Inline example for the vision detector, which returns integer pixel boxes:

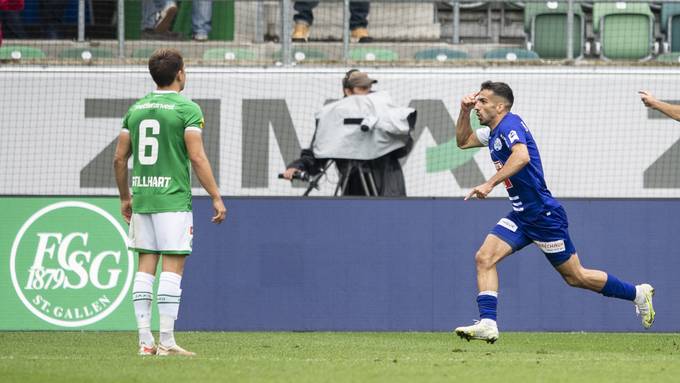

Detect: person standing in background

[0,0,24,47]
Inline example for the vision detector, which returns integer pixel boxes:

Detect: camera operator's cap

[346,71,377,88]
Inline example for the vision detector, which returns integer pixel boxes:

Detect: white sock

[478,290,498,298]
[157,271,182,347]
[480,318,498,328]
[634,285,644,305]
[132,272,155,346]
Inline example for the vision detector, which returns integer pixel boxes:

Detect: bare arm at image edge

[185,131,227,223]
[639,90,680,122]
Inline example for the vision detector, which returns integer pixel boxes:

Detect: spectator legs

[349,1,369,30]
[293,1,319,26]
[192,0,213,40]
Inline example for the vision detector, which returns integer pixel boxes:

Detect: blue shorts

[489,206,576,267]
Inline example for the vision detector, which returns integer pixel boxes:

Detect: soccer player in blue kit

[453,81,655,343]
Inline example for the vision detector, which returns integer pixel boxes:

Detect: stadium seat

[414,48,468,61]
[271,48,327,62]
[483,48,540,61]
[523,1,585,59]
[0,46,46,60]
[656,52,680,64]
[172,0,234,41]
[661,3,680,52]
[131,48,157,59]
[58,47,114,60]
[592,2,654,60]
[349,48,398,62]
[204,48,257,61]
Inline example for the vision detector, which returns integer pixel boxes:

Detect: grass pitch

[1,332,679,383]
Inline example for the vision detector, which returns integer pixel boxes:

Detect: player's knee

[475,249,495,270]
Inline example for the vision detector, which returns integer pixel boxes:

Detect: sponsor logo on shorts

[10,201,133,327]
[534,240,566,254]
[498,218,518,232]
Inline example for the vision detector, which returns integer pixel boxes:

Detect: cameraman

[282,70,410,196]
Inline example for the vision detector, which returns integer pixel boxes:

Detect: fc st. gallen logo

[10,201,133,327]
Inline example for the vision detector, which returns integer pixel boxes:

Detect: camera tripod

[333,159,379,197]
[281,159,379,196]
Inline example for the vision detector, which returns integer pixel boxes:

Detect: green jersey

[122,90,204,213]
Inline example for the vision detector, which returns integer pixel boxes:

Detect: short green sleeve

[183,101,205,132]
[121,110,131,132]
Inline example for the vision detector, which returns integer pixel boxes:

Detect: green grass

[1,332,679,382]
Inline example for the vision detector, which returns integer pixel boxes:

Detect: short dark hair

[480,81,514,109]
[148,48,184,87]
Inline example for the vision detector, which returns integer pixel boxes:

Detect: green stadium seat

[483,48,540,61]
[172,0,234,41]
[58,47,114,60]
[661,3,680,52]
[204,48,257,61]
[523,1,584,59]
[657,53,680,64]
[414,48,468,61]
[131,47,157,59]
[592,2,654,60]
[349,48,398,62]
[291,48,326,61]
[0,46,46,60]
[271,48,326,62]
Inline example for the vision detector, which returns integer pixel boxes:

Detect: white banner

[1,66,679,197]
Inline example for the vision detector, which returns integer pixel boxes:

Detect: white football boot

[138,343,157,356]
[634,284,655,329]
[157,343,196,356]
[454,319,499,344]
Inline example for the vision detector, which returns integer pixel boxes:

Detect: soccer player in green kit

[114,48,226,356]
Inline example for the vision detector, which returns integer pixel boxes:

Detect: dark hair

[148,48,184,87]
[342,68,360,89]
[480,81,514,109]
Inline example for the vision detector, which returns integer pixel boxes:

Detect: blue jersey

[476,112,560,218]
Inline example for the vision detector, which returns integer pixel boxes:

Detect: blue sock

[600,274,636,301]
[477,292,498,321]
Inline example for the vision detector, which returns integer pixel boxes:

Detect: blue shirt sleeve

[498,115,527,148]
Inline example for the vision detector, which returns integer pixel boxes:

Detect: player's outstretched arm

[456,92,484,149]
[113,132,132,223]
[185,131,227,224]
[639,90,680,122]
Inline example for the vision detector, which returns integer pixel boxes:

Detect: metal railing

[23,0,675,64]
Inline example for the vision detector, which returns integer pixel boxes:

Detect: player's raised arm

[113,131,132,223]
[639,90,680,122]
[456,92,484,149]
[185,131,227,223]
